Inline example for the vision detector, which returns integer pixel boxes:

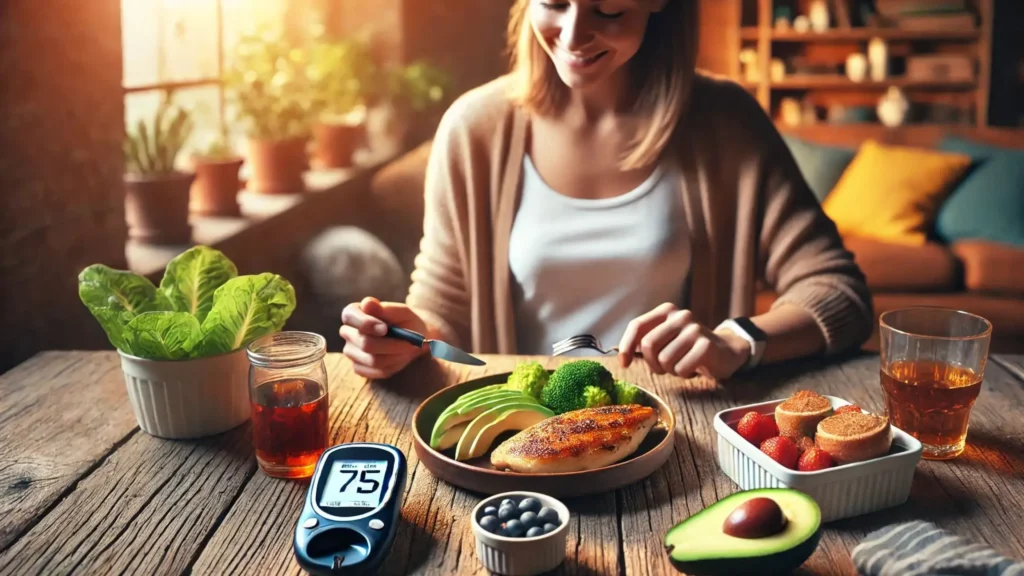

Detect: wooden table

[2,351,1023,575]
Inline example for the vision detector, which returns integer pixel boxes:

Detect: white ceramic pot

[846,53,868,82]
[809,0,830,32]
[118,348,251,439]
[868,37,889,81]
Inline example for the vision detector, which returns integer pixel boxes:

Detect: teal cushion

[782,135,857,202]
[936,136,1024,247]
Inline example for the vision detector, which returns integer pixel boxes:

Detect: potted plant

[365,60,452,154]
[189,137,244,217]
[307,36,375,169]
[77,245,297,439]
[123,93,194,244]
[223,28,316,195]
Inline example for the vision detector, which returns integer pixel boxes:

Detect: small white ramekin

[119,348,251,439]
[714,395,923,523]
[470,491,570,576]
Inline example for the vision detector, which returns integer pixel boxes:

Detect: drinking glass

[879,308,992,460]
[247,331,330,479]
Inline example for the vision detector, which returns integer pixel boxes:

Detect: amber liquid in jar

[251,378,329,478]
[881,360,982,459]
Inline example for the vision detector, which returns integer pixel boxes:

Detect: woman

[340,0,872,380]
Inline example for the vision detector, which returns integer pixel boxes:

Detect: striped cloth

[852,521,1024,576]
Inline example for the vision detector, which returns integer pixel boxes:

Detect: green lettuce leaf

[199,273,297,356]
[159,246,238,323]
[78,264,173,351]
[123,311,202,360]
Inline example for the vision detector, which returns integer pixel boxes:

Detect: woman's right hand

[340,296,429,379]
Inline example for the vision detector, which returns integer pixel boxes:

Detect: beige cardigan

[406,73,873,356]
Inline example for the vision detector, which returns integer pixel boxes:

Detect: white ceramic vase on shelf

[868,37,888,81]
[809,0,830,32]
[877,86,910,127]
[846,53,868,82]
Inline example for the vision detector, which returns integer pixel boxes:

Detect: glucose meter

[293,443,407,575]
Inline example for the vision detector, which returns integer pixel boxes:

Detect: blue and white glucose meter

[293,443,407,575]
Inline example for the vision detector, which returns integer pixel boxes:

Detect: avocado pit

[722,497,786,539]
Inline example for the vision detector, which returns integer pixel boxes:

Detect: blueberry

[519,511,538,528]
[498,506,516,521]
[483,506,498,516]
[526,526,544,538]
[518,497,541,513]
[543,523,558,534]
[479,515,500,533]
[538,507,559,524]
[500,498,516,508]
[505,519,525,537]
[495,527,508,537]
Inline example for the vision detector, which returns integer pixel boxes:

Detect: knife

[385,326,486,366]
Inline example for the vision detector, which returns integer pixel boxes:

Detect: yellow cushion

[822,140,971,246]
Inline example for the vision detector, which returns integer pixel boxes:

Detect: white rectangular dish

[713,395,922,523]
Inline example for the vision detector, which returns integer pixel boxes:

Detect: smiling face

[529,0,659,92]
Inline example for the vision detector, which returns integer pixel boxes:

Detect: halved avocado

[465,405,555,460]
[439,388,519,419]
[453,401,554,461]
[664,488,821,576]
[429,391,536,448]
[431,421,469,451]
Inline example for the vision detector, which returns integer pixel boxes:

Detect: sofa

[367,124,1024,354]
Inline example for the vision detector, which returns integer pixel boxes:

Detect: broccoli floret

[541,360,615,414]
[507,361,549,399]
[613,379,644,405]
[583,386,612,408]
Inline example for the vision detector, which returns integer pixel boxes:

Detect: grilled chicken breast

[490,405,658,473]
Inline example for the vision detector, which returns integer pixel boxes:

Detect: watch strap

[715,317,767,370]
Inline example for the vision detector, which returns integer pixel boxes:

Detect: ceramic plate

[411,372,676,497]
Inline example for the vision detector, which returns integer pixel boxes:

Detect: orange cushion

[843,236,961,292]
[951,240,1024,296]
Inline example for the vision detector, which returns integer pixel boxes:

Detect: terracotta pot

[312,122,365,169]
[189,157,243,216]
[124,171,194,245]
[245,137,307,195]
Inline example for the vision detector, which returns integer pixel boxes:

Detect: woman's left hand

[617,303,751,379]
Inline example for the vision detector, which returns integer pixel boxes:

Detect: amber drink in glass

[879,308,991,460]
[247,332,330,478]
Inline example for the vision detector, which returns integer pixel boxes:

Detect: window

[121,0,294,160]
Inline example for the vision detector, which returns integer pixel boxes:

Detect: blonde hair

[508,0,699,170]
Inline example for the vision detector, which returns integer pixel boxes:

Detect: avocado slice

[465,405,555,460]
[664,488,821,576]
[429,391,536,448]
[431,422,469,451]
[448,384,509,407]
[453,401,554,461]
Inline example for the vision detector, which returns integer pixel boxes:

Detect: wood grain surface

[1,351,1022,575]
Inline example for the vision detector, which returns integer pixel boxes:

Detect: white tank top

[509,154,691,355]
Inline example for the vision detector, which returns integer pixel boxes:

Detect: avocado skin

[666,528,821,576]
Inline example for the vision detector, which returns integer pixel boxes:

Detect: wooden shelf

[741,27,980,42]
[772,75,977,90]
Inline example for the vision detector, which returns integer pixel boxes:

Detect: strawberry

[798,447,835,472]
[794,435,816,455]
[759,436,799,469]
[737,412,779,446]
[834,404,863,415]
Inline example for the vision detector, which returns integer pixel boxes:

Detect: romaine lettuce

[123,311,202,360]
[198,273,297,356]
[159,246,238,323]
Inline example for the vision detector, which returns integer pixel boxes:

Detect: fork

[551,334,623,357]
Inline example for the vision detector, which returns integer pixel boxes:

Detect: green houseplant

[79,245,297,439]
[188,137,244,217]
[365,59,452,153]
[123,92,195,244]
[307,36,376,168]
[223,27,316,194]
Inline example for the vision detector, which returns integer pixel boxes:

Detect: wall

[0,0,126,373]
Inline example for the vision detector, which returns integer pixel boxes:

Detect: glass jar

[246,331,330,479]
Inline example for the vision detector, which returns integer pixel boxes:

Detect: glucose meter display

[319,460,387,509]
